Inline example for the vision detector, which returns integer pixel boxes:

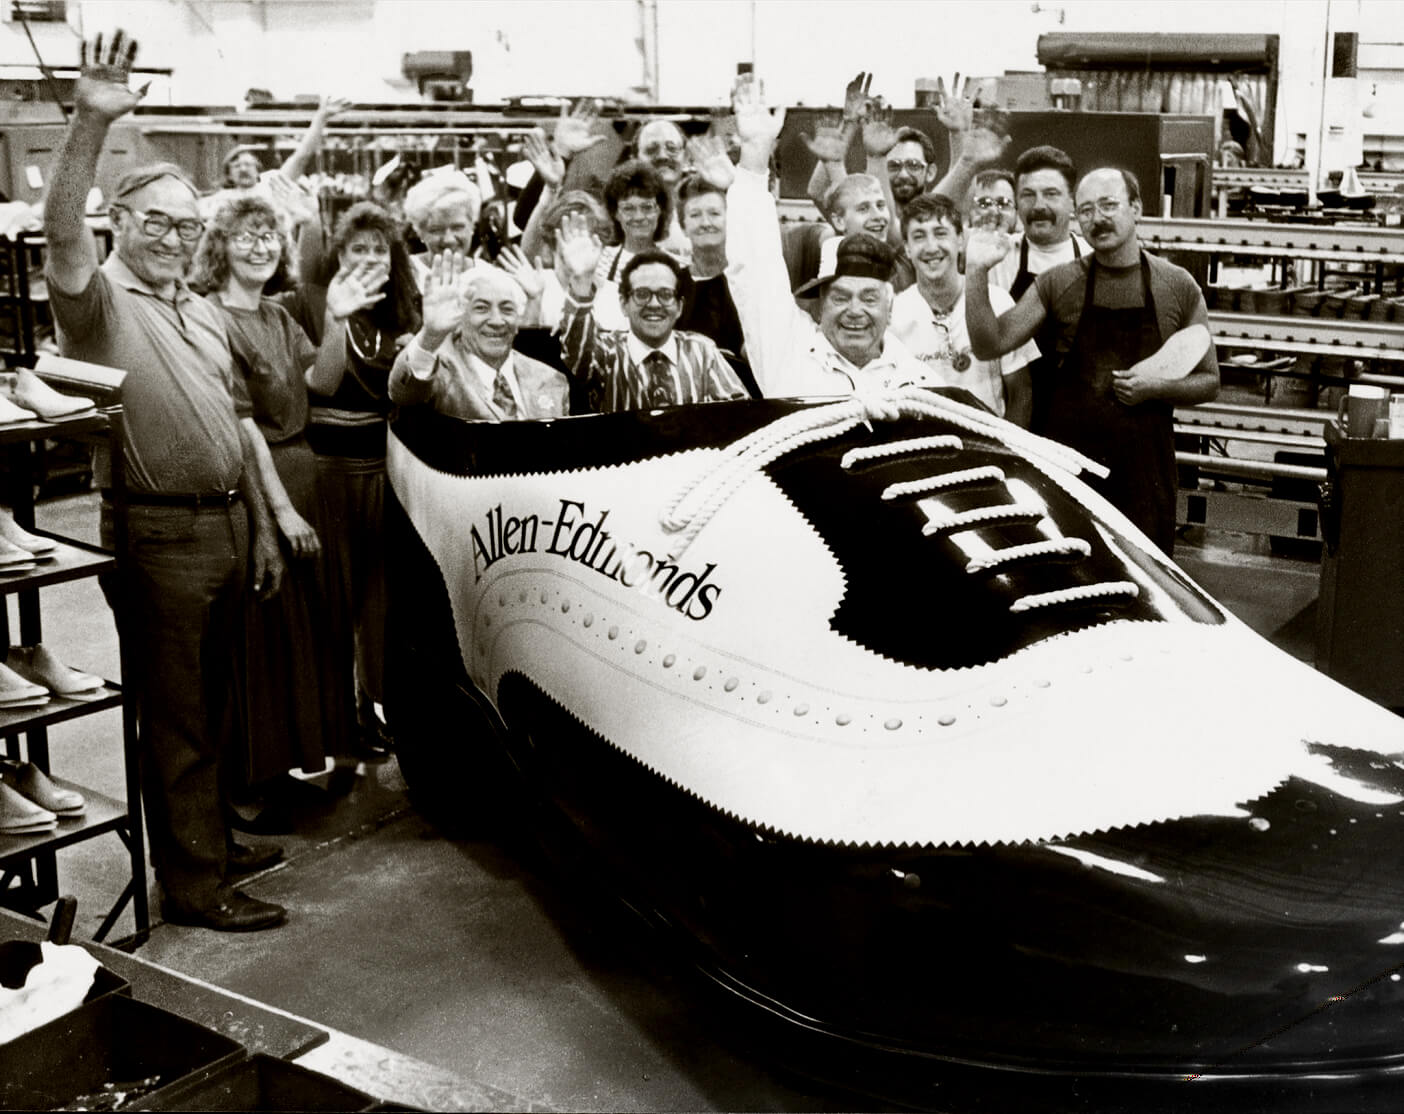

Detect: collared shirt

[47,252,246,493]
[557,293,747,414]
[388,332,569,421]
[724,166,930,397]
[890,285,1040,417]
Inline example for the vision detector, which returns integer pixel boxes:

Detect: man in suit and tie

[555,213,748,414]
[389,254,570,421]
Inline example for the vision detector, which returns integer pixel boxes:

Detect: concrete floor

[6,491,1329,1111]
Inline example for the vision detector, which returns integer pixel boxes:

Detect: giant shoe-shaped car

[385,388,1404,1108]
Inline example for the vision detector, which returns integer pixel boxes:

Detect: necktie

[491,367,518,419]
[643,351,674,408]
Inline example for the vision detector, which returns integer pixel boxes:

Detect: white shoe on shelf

[0,780,56,833]
[0,661,46,704]
[7,646,104,696]
[10,368,94,422]
[0,760,85,816]
[0,394,37,425]
[0,509,56,555]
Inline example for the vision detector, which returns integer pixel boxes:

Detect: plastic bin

[0,994,244,1110]
[136,1052,379,1111]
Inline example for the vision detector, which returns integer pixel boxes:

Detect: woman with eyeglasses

[191,197,377,816]
[595,160,686,287]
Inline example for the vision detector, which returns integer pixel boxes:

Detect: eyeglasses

[1075,198,1125,222]
[230,230,279,252]
[642,142,683,158]
[973,196,1014,211]
[887,160,927,175]
[627,288,678,308]
[618,200,660,218]
[115,207,204,243]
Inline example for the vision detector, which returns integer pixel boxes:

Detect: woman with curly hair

[191,196,376,812]
[299,201,420,756]
[595,159,684,286]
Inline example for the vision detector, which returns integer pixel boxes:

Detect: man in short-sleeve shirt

[965,166,1218,554]
[44,29,287,932]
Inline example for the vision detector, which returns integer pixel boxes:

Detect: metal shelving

[0,411,147,944]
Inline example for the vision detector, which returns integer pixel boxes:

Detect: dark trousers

[102,502,248,910]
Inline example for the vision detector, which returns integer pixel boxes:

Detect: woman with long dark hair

[301,201,420,755]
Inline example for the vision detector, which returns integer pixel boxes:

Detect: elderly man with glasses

[43,30,288,932]
[965,166,1218,556]
[555,215,746,414]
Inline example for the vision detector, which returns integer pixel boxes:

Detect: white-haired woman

[402,169,482,292]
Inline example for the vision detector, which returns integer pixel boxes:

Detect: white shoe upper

[388,393,1404,849]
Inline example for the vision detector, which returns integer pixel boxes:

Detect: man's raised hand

[843,72,873,123]
[933,73,979,134]
[802,116,850,164]
[522,129,565,188]
[419,251,470,338]
[553,99,605,161]
[731,75,785,147]
[860,97,899,158]
[556,211,602,281]
[963,227,1015,272]
[75,30,144,122]
[497,244,545,302]
[687,135,735,191]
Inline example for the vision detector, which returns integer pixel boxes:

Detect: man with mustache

[891,194,1037,424]
[967,169,1018,235]
[633,118,693,260]
[965,167,1219,555]
[986,146,1088,432]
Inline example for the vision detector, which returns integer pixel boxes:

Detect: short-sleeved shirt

[890,284,1039,417]
[208,292,315,445]
[1032,250,1217,376]
[47,253,247,493]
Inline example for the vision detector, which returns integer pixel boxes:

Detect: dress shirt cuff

[405,336,442,381]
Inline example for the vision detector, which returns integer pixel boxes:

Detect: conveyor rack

[1207,311,1404,375]
[1139,217,1404,264]
[1212,167,1404,195]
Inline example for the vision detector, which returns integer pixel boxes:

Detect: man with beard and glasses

[965,167,1218,555]
[891,195,1037,424]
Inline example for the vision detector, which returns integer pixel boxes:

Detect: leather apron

[1044,252,1177,555]
[1012,234,1080,434]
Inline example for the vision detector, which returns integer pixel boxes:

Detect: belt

[101,488,242,509]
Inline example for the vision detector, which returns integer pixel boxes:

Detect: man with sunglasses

[43,29,289,932]
[556,220,746,413]
[965,166,1218,556]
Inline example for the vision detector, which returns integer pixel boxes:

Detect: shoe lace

[659,388,1137,615]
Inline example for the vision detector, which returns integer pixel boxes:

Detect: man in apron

[963,167,1219,556]
[987,147,1089,435]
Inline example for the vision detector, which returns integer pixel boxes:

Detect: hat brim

[793,273,836,299]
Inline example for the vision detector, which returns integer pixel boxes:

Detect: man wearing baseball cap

[699,82,927,399]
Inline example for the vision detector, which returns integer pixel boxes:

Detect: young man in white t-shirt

[890,194,1038,424]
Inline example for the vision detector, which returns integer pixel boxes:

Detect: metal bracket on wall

[1141,217,1404,263]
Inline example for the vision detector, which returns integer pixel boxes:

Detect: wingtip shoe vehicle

[384,389,1404,1108]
